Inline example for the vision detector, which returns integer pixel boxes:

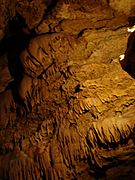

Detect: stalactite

[88,116,135,149]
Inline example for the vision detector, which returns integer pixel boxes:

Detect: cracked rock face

[0,0,135,179]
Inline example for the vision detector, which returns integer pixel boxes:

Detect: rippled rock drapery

[0,0,135,179]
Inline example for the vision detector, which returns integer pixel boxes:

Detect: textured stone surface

[0,0,135,179]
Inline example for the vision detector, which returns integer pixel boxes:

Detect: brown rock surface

[0,0,135,179]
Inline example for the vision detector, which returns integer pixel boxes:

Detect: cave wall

[0,0,135,179]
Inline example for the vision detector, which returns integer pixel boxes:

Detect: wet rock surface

[0,0,135,179]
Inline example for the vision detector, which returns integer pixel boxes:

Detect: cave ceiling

[0,0,135,179]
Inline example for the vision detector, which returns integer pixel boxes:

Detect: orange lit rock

[0,0,135,180]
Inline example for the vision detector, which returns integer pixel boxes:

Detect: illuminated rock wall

[0,0,135,179]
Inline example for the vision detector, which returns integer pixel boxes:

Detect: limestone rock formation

[0,0,135,179]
